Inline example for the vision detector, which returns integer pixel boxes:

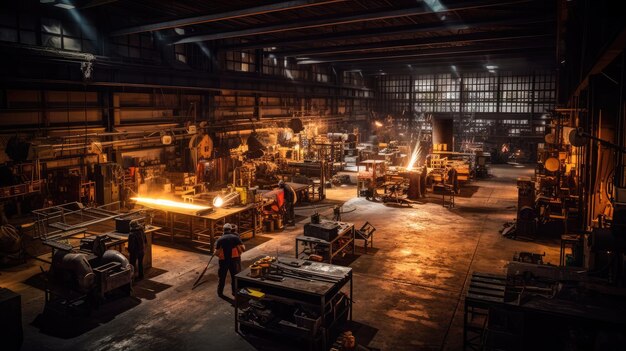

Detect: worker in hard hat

[278,180,296,226]
[215,223,245,297]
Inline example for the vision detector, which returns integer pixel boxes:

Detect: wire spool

[544,157,560,172]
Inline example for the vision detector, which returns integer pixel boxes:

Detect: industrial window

[41,17,98,53]
[0,12,37,45]
[533,72,556,114]
[500,74,532,113]
[285,58,308,80]
[175,44,187,63]
[312,65,330,83]
[343,71,364,87]
[111,33,157,60]
[434,74,460,113]
[375,75,411,113]
[262,53,282,76]
[462,73,497,113]
[225,50,256,72]
[414,75,434,113]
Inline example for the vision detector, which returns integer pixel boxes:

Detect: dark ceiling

[42,0,559,75]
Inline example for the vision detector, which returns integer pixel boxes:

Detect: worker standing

[279,180,295,226]
[215,223,245,297]
[128,221,147,280]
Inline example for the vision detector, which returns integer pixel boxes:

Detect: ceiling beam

[224,15,554,50]
[336,52,554,70]
[109,0,346,37]
[296,43,554,64]
[81,0,119,9]
[274,30,554,57]
[173,0,535,44]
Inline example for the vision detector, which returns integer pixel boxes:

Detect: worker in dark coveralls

[279,180,296,226]
[215,223,245,297]
[128,220,147,280]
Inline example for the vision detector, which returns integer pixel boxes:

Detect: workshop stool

[355,222,376,253]
[442,184,455,208]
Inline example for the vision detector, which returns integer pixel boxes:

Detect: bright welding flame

[374,121,383,127]
[131,197,209,211]
[406,142,422,171]
[213,196,224,208]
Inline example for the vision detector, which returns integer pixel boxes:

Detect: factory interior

[0,1,625,350]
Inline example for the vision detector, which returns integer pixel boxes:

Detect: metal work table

[234,257,352,350]
[295,220,355,264]
[146,201,262,252]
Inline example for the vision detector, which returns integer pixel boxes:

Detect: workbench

[144,201,263,252]
[192,202,262,252]
[234,257,352,351]
[295,220,355,264]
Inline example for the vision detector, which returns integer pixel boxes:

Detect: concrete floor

[0,164,562,351]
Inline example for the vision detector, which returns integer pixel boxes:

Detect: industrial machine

[43,246,133,313]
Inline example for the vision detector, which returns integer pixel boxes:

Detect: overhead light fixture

[485,65,498,70]
[488,69,496,74]
[54,2,75,9]
[374,121,383,127]
[174,27,185,35]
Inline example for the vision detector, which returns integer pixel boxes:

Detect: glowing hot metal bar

[131,197,212,215]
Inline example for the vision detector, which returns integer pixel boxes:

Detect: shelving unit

[235,258,353,351]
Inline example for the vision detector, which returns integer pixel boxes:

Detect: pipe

[51,251,95,293]
[102,250,132,271]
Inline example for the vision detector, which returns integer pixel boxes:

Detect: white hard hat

[223,223,233,232]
